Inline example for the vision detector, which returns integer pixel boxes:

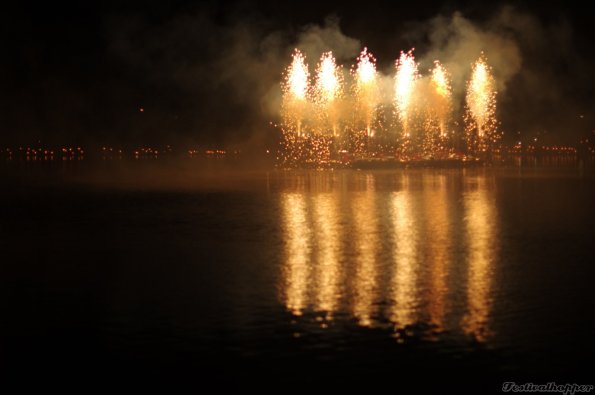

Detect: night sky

[1,0,593,147]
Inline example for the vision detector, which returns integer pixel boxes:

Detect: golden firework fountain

[280,49,311,166]
[352,48,380,157]
[394,50,419,158]
[465,54,500,158]
[312,51,344,163]
[278,48,500,167]
[424,61,453,158]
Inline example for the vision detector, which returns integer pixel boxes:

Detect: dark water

[1,166,594,393]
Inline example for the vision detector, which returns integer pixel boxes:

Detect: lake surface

[1,165,593,393]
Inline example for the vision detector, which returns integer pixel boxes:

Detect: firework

[465,54,499,154]
[283,49,310,137]
[315,52,342,105]
[280,49,312,166]
[314,52,343,137]
[419,61,453,158]
[395,50,419,139]
[277,47,501,166]
[353,48,380,138]
[430,61,452,138]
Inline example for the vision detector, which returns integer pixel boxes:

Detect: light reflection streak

[351,175,378,326]
[390,175,418,328]
[312,192,341,316]
[424,174,450,332]
[462,176,497,342]
[281,193,311,316]
[278,172,499,343]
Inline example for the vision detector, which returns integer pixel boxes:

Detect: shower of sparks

[395,50,419,139]
[465,54,499,154]
[431,62,450,99]
[277,48,502,167]
[314,51,343,137]
[467,58,492,136]
[356,48,376,86]
[287,49,309,101]
[316,52,341,103]
[280,49,312,166]
[282,49,310,137]
[354,48,379,138]
[430,61,452,138]
[419,60,453,158]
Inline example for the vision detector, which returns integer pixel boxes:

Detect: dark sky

[0,0,593,146]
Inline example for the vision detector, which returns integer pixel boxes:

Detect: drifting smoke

[278,13,521,163]
[275,9,526,140]
[272,7,532,158]
[94,4,589,152]
[417,11,522,101]
[103,13,361,148]
[409,6,590,142]
[295,16,361,64]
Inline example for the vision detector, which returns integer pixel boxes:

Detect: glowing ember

[395,50,419,138]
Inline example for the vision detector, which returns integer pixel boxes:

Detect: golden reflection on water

[280,192,311,316]
[351,175,379,326]
[389,176,418,329]
[279,171,497,343]
[424,174,450,332]
[462,176,497,342]
[312,192,341,316]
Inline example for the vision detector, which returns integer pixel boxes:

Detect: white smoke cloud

[419,10,522,101]
[296,16,361,64]
[107,4,587,145]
